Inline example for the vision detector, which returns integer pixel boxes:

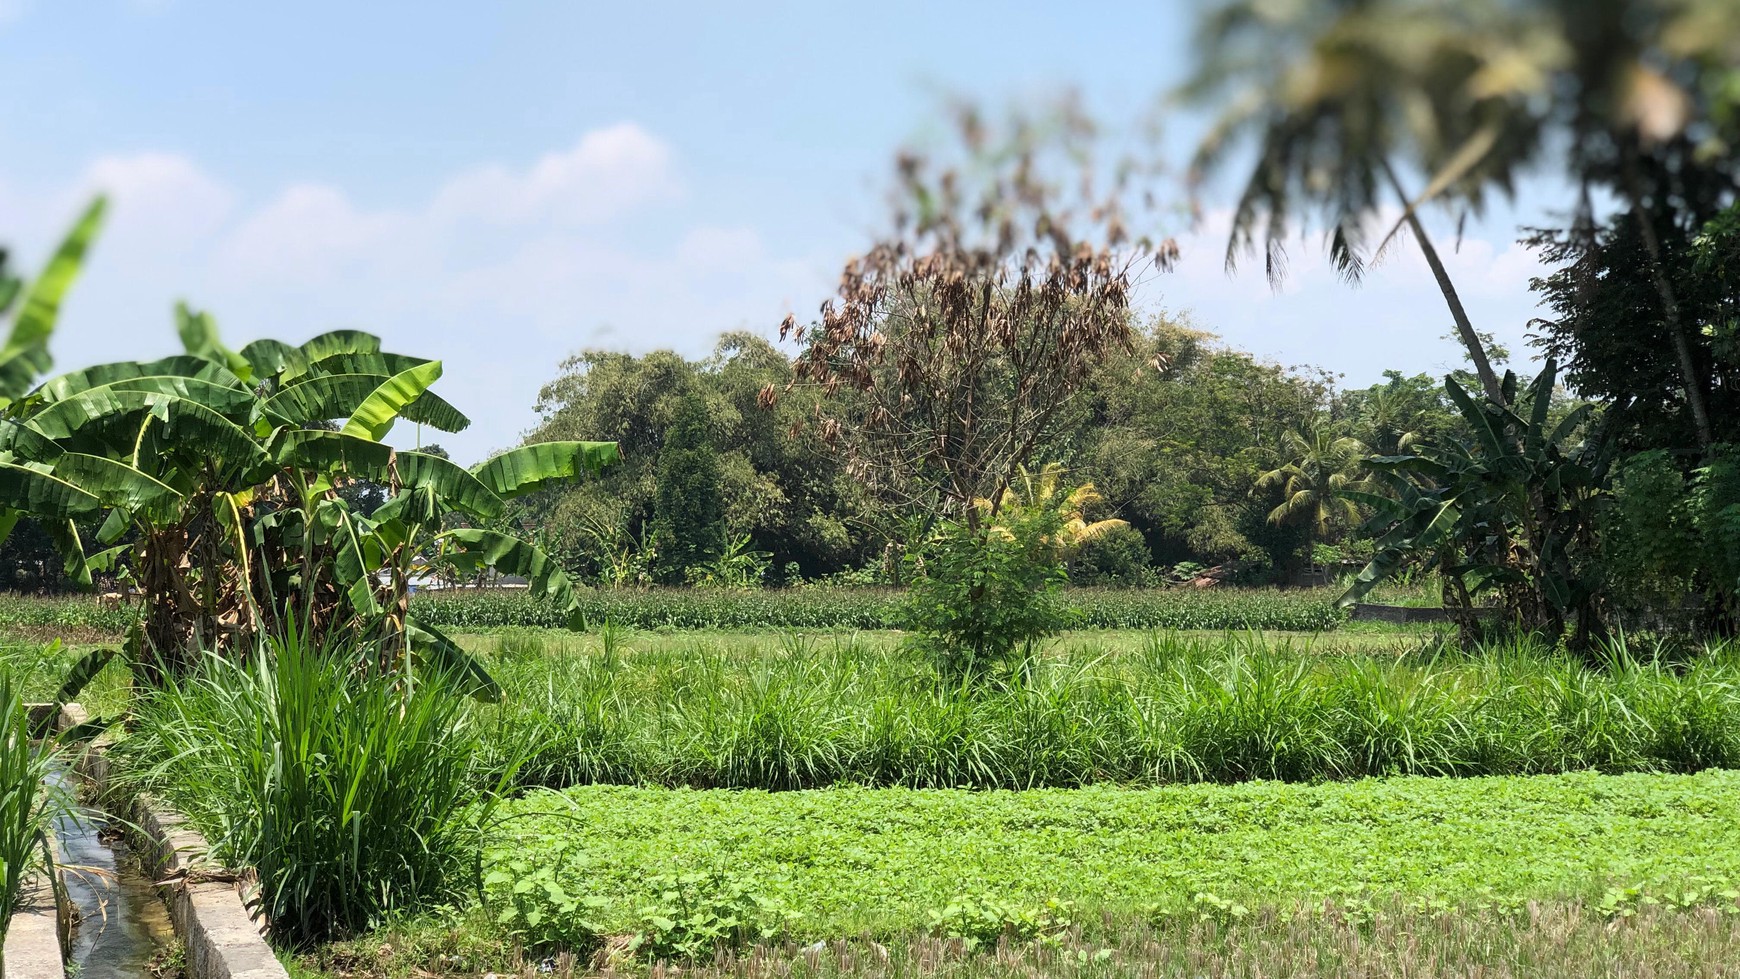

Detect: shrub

[902,515,1071,680]
[927,893,1074,950]
[627,871,797,962]
[484,842,607,954]
[117,629,511,944]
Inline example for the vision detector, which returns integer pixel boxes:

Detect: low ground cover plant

[484,632,1740,790]
[482,770,1740,942]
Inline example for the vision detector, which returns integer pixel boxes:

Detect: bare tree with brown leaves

[766,104,1177,529]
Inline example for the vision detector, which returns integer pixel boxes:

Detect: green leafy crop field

[414,586,1350,633]
[491,771,1740,939]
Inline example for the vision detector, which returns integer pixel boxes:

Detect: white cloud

[218,184,408,288]
[430,123,680,227]
[11,123,826,462]
[1150,206,1552,384]
[80,153,236,255]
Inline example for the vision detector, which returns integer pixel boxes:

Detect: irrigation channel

[49,767,176,977]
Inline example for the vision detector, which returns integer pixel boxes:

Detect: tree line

[507,319,1482,590]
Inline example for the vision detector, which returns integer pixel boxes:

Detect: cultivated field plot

[10,615,1716,979]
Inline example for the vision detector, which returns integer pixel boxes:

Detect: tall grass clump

[484,632,1740,791]
[118,629,509,945]
[0,663,64,962]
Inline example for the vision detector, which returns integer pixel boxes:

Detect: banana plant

[0,198,109,584]
[0,313,617,692]
[1338,360,1612,646]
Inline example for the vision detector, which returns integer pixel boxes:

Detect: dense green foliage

[115,633,510,944]
[486,770,1740,941]
[407,587,1348,633]
[1603,446,1740,629]
[483,631,1740,791]
[1344,363,1609,643]
[902,514,1071,679]
[517,337,869,584]
[652,390,727,583]
[507,319,1471,587]
[1531,183,1740,457]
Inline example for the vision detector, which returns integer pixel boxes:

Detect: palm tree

[976,462,1130,560]
[1183,0,1550,405]
[1255,425,1375,546]
[1349,379,1428,457]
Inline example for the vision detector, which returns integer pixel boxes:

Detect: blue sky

[0,1,1563,462]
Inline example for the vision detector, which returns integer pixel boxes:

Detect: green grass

[482,629,1740,790]
[489,771,1740,940]
[0,661,66,956]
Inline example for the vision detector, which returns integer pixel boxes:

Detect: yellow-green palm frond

[1060,482,1106,522]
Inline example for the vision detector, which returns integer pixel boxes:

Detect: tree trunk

[1380,159,1506,405]
[1620,148,1716,450]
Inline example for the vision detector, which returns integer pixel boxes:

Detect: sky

[0,1,1571,463]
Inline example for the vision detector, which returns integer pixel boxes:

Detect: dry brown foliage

[768,103,1177,524]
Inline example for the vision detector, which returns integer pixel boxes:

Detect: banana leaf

[396,451,503,519]
[26,389,269,473]
[35,355,245,403]
[263,373,395,426]
[269,430,395,491]
[342,361,443,442]
[0,197,105,403]
[436,528,586,629]
[405,616,502,702]
[49,453,182,513]
[0,462,104,517]
[471,441,620,499]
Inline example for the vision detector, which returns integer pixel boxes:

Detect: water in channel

[49,768,178,978]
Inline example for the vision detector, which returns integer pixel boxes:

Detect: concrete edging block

[2,866,67,979]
